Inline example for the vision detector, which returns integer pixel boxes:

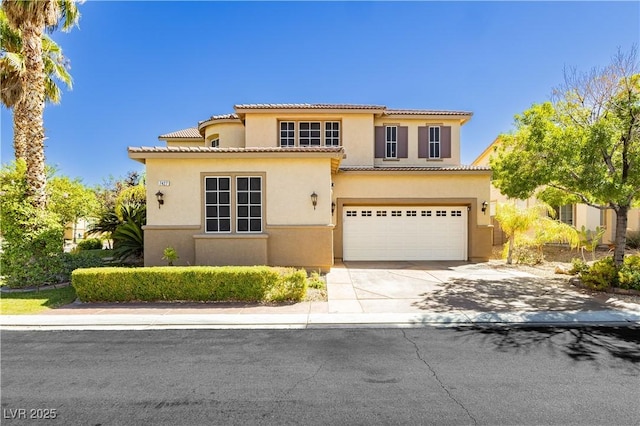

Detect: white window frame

[204,176,232,233]
[279,122,295,147]
[210,138,220,148]
[299,122,322,146]
[386,125,398,159]
[429,126,441,159]
[236,176,262,233]
[325,121,340,146]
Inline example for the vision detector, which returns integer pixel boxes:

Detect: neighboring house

[63,217,92,243]
[472,137,640,246]
[129,103,493,271]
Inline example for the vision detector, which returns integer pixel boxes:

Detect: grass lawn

[0,286,77,315]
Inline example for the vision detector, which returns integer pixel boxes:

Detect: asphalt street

[2,327,639,425]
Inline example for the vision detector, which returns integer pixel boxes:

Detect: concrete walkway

[2,261,639,330]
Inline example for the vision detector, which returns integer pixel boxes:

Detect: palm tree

[1,0,80,209]
[1,9,72,160]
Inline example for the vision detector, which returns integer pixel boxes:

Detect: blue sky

[1,1,638,186]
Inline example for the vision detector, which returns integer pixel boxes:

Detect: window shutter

[418,126,428,158]
[374,126,385,158]
[398,126,408,158]
[441,126,452,158]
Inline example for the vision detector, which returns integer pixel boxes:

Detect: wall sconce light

[331,201,336,215]
[311,192,318,210]
[481,201,488,215]
[155,190,165,209]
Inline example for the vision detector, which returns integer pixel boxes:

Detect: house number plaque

[158,180,170,186]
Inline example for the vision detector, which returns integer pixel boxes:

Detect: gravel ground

[489,245,640,307]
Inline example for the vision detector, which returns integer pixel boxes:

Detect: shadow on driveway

[412,276,610,313]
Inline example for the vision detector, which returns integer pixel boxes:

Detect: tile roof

[198,113,240,124]
[129,146,344,154]
[158,128,202,139]
[339,165,490,172]
[384,109,472,116]
[234,103,386,110]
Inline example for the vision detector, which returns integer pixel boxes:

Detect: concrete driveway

[325,261,628,315]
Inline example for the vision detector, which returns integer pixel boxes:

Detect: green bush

[76,238,103,251]
[618,255,640,290]
[579,257,618,290]
[61,251,105,279]
[72,266,307,303]
[569,258,589,275]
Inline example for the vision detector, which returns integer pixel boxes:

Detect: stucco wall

[202,122,245,148]
[372,118,462,167]
[331,171,493,261]
[146,157,333,227]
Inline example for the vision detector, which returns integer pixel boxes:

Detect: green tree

[1,0,80,209]
[48,175,99,242]
[491,48,640,266]
[0,9,72,160]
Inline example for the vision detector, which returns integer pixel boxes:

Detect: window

[429,126,440,158]
[210,138,219,148]
[391,210,402,217]
[452,210,462,217]
[361,210,372,217]
[299,122,322,146]
[436,210,446,217]
[554,205,574,225]
[236,177,262,232]
[386,126,397,159]
[421,211,432,217]
[376,210,387,217]
[205,176,262,233]
[346,210,357,217]
[325,122,340,146]
[280,122,295,147]
[279,121,340,147]
[407,211,417,217]
[204,177,231,233]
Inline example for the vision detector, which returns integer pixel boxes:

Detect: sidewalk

[2,262,639,330]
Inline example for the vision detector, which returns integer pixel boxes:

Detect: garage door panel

[343,206,467,261]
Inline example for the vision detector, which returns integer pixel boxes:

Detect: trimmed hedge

[71,266,307,303]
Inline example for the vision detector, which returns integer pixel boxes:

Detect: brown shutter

[418,126,428,158]
[374,126,385,158]
[398,126,408,158]
[441,126,451,158]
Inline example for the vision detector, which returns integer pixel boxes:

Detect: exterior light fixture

[481,201,488,215]
[311,192,318,210]
[331,201,336,215]
[155,190,165,208]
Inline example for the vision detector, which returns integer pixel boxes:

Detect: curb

[2,310,639,331]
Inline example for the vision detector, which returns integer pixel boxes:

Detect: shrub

[579,257,618,290]
[503,244,543,265]
[569,258,589,275]
[72,266,307,303]
[76,238,103,251]
[61,251,105,280]
[626,231,640,249]
[618,255,640,290]
[162,247,179,266]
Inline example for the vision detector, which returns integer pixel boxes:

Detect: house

[472,137,640,246]
[128,103,493,271]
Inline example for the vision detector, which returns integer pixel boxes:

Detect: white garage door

[343,206,468,261]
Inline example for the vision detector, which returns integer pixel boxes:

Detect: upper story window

[278,121,340,147]
[325,122,340,146]
[280,122,295,147]
[299,122,321,146]
[429,126,440,158]
[211,138,220,148]
[385,126,397,159]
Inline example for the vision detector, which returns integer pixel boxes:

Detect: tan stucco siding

[165,139,205,147]
[337,114,374,167]
[146,157,333,228]
[332,172,492,261]
[372,118,462,167]
[203,122,245,148]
